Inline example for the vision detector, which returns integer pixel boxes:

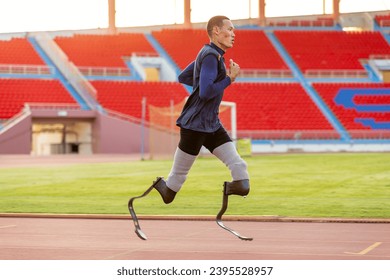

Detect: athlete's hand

[227,59,240,83]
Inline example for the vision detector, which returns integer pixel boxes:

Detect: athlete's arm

[178,61,195,86]
[199,55,231,101]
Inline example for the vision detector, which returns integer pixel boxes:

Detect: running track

[0,215,389,260]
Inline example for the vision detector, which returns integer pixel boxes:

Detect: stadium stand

[0,37,45,65]
[0,78,77,119]
[224,30,289,71]
[313,83,390,138]
[268,16,335,27]
[91,80,188,120]
[54,33,157,68]
[274,30,390,72]
[223,82,336,139]
[152,29,288,71]
[353,94,390,105]
[151,28,208,70]
[375,13,390,27]
[2,11,390,154]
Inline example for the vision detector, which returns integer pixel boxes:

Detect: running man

[152,15,250,204]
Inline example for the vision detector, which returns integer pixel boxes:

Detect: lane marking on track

[345,242,382,255]
[0,225,16,229]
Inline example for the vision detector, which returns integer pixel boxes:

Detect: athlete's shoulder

[198,44,222,61]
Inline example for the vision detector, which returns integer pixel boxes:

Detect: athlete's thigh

[203,126,232,153]
[178,128,207,156]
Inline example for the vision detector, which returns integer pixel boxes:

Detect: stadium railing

[0,64,53,75]
[237,130,390,140]
[78,66,130,77]
[24,103,81,111]
[239,69,293,78]
[304,69,368,79]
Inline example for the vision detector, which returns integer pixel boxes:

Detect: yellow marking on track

[345,242,382,255]
[0,225,16,229]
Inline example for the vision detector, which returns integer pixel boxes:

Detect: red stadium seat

[0,38,45,65]
[152,29,288,71]
[91,81,188,120]
[224,83,334,131]
[0,78,77,119]
[274,30,390,72]
[54,33,157,68]
[313,83,390,137]
[375,14,390,27]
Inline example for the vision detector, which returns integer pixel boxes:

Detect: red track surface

[0,216,389,260]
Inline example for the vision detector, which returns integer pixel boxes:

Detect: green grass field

[0,153,389,219]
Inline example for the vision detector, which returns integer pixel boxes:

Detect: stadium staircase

[54,33,157,68]
[29,33,99,110]
[145,33,181,75]
[27,39,88,110]
[54,33,158,81]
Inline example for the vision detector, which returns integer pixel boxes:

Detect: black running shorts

[178,126,232,156]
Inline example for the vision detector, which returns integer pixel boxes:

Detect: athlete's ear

[213,25,220,35]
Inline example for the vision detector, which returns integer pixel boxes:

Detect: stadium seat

[375,14,390,27]
[268,16,335,27]
[54,33,157,68]
[0,37,45,65]
[152,29,288,71]
[313,83,390,138]
[151,28,208,70]
[223,83,335,135]
[92,81,337,138]
[0,78,77,119]
[2,28,390,142]
[91,80,188,120]
[274,30,390,72]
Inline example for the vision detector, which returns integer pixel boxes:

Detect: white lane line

[0,225,16,229]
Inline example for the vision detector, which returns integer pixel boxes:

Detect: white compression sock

[166,147,197,192]
[212,142,249,181]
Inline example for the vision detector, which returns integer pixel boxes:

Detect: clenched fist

[227,59,240,83]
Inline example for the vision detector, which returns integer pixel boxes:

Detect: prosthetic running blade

[216,192,253,241]
[128,178,163,240]
[129,177,252,241]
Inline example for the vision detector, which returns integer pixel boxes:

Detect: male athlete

[152,15,250,203]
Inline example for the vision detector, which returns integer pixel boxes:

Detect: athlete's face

[214,20,235,51]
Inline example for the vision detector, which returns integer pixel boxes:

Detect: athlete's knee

[233,157,248,170]
[230,157,249,180]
